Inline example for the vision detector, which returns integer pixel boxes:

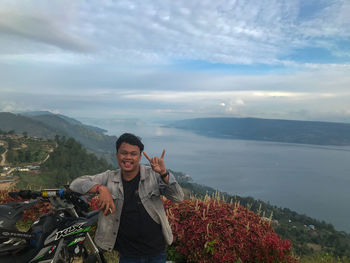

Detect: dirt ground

[0,181,16,190]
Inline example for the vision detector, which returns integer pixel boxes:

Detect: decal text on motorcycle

[55,222,85,240]
[0,229,35,238]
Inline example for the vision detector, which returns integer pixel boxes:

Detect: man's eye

[120,151,138,156]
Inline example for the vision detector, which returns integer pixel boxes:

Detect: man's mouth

[123,161,133,168]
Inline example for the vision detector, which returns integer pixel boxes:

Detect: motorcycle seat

[0,200,39,228]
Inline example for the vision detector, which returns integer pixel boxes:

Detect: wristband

[160,170,169,179]
[95,184,103,193]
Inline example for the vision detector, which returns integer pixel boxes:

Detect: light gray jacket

[70,164,184,251]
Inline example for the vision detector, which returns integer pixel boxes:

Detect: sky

[0,0,350,124]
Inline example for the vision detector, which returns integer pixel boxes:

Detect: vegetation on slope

[41,136,114,186]
[0,113,56,138]
[0,112,118,165]
[13,135,114,188]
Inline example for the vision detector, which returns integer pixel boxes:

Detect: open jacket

[70,164,184,251]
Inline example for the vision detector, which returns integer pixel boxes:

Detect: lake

[101,121,350,233]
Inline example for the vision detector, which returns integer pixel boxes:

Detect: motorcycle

[0,188,107,263]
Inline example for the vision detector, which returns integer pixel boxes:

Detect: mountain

[0,112,57,138]
[168,117,350,146]
[0,112,117,165]
[21,111,107,134]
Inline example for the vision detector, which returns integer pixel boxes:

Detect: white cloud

[0,101,17,112]
[0,0,348,65]
[0,2,94,54]
[297,1,350,38]
[121,89,346,104]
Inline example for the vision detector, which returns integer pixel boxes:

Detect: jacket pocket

[148,188,160,198]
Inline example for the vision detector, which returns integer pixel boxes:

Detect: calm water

[102,121,350,233]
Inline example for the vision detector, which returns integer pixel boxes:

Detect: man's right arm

[70,170,116,215]
[70,170,110,194]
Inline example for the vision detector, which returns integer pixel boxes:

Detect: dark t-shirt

[115,173,165,257]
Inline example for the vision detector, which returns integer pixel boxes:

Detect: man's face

[116,142,142,174]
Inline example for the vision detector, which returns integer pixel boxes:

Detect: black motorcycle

[0,188,106,263]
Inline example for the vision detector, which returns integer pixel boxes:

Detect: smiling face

[116,142,142,177]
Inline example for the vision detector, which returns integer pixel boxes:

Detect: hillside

[0,112,118,165]
[168,117,350,146]
[0,134,114,188]
[0,112,57,138]
[21,111,108,134]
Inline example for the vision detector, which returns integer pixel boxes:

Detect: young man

[70,133,184,263]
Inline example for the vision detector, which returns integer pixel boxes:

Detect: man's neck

[122,166,140,181]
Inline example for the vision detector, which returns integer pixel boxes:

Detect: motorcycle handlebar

[9,189,81,199]
[8,189,89,212]
[9,189,90,212]
[9,190,41,199]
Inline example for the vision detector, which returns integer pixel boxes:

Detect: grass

[299,252,350,263]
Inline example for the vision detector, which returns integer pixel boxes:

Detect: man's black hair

[116,133,144,153]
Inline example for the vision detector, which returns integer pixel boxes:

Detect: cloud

[120,89,346,105]
[297,1,350,38]
[0,0,348,65]
[0,12,94,53]
[0,100,18,112]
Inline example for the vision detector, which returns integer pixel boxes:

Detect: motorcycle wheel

[83,252,107,263]
[56,247,71,263]
[83,254,98,263]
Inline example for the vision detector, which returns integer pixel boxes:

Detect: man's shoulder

[140,164,158,180]
[140,164,156,174]
[96,169,120,177]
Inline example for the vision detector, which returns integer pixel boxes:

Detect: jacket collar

[111,164,148,182]
[111,169,122,183]
[139,164,147,181]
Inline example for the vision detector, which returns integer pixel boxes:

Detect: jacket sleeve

[159,171,184,203]
[70,170,111,194]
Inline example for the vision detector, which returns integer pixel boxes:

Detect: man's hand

[143,149,167,175]
[96,185,116,216]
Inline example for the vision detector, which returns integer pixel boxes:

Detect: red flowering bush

[164,198,298,263]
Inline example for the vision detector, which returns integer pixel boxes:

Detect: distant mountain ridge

[169,117,350,146]
[0,112,56,138]
[21,111,107,134]
[0,112,117,165]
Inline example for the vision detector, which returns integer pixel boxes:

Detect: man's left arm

[158,170,184,203]
[143,150,184,203]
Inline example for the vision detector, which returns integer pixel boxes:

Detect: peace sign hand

[143,149,167,175]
